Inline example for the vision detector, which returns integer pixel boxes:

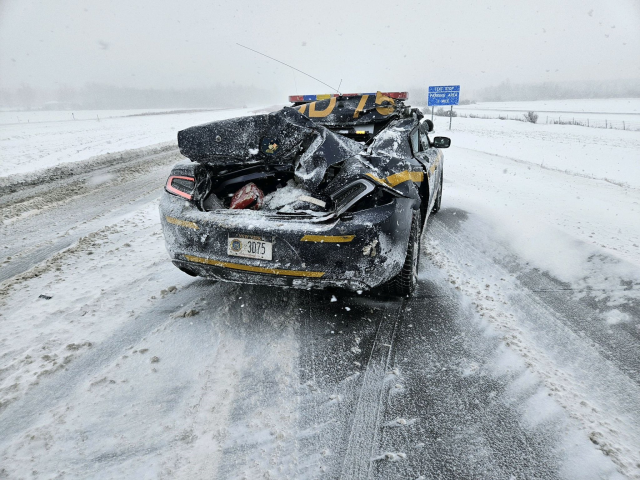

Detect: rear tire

[432,172,443,214]
[386,210,421,297]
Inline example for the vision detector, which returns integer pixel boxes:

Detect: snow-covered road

[1,112,639,479]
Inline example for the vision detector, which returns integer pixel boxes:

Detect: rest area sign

[428,85,460,106]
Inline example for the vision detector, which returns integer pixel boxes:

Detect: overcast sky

[1,0,639,96]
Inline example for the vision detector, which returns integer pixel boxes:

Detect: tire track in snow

[0,147,178,220]
[0,157,175,284]
[0,281,207,445]
[0,188,161,285]
[211,283,303,480]
[427,211,640,477]
[338,299,404,480]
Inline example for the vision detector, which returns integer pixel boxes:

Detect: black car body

[159,92,449,295]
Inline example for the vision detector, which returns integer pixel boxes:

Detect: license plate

[227,237,272,260]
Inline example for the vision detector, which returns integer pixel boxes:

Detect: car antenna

[236,43,341,95]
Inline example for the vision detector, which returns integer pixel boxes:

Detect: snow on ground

[455,98,640,129]
[457,98,640,115]
[0,100,639,478]
[425,113,640,475]
[0,202,172,411]
[434,112,640,190]
[0,200,302,479]
[0,107,260,178]
[430,114,640,269]
[0,199,624,479]
[0,108,228,125]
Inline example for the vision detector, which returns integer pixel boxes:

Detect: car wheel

[431,172,443,214]
[387,210,421,297]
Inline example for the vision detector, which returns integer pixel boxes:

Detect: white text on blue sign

[428,89,460,106]
[428,85,460,93]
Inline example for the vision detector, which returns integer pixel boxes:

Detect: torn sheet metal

[178,107,362,191]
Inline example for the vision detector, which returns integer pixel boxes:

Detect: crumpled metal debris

[178,107,362,191]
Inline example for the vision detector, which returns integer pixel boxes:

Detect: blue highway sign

[428,85,460,106]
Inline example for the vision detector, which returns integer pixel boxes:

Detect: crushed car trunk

[177,107,363,213]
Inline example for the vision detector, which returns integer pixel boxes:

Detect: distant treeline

[475,79,640,102]
[0,83,280,110]
[409,79,640,105]
[4,79,639,111]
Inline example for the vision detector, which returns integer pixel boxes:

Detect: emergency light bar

[289,92,408,103]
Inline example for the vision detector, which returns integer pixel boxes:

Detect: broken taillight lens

[330,179,375,215]
[165,175,195,200]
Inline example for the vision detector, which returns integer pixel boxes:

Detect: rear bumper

[159,193,415,291]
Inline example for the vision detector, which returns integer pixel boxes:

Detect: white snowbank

[438,122,640,273]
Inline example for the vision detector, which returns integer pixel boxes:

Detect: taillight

[166,175,195,200]
[330,179,376,215]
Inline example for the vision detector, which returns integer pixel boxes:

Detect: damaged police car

[159,92,450,296]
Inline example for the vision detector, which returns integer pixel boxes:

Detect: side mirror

[424,119,434,132]
[433,136,451,149]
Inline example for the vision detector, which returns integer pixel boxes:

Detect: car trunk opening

[178,107,363,214]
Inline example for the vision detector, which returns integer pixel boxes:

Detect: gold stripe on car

[300,235,355,243]
[365,170,423,187]
[166,216,199,230]
[184,255,325,278]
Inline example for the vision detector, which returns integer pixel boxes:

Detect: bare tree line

[474,78,640,102]
[0,83,280,110]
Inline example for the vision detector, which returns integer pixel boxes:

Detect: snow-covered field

[438,110,640,190]
[429,115,640,268]
[0,108,229,125]
[457,98,640,115]
[455,98,640,130]
[0,107,267,178]
[1,100,639,478]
